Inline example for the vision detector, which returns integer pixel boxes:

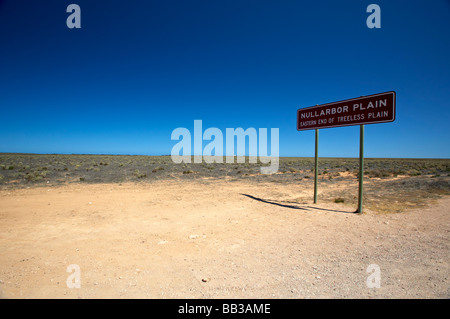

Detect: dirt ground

[0,179,448,299]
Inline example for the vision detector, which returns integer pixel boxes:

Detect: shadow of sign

[241,194,355,214]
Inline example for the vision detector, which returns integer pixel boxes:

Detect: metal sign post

[357,125,364,214]
[297,91,395,214]
[314,129,318,204]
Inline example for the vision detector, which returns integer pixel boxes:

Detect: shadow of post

[240,194,356,214]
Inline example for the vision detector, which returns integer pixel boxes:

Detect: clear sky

[0,0,449,158]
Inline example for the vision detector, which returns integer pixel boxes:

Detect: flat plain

[0,154,449,298]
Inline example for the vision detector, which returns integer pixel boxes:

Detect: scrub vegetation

[0,153,448,213]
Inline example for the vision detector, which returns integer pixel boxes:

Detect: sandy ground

[0,180,448,299]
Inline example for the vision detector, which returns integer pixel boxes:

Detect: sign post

[297,91,396,213]
[358,125,364,213]
[314,129,318,204]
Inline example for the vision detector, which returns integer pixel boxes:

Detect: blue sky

[0,0,449,158]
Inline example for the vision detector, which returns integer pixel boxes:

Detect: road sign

[298,91,397,213]
[297,91,396,131]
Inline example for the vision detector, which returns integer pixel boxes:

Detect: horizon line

[0,152,448,160]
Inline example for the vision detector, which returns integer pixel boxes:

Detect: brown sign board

[297,91,396,131]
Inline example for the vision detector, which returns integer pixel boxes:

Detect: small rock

[189,235,199,239]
